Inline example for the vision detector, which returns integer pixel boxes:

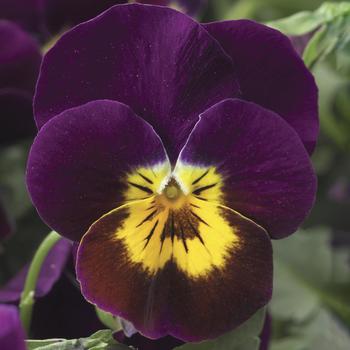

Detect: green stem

[19,231,62,334]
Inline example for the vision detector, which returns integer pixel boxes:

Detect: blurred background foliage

[1,0,350,349]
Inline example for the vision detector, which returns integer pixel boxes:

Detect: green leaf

[303,16,349,69]
[270,309,350,350]
[266,2,350,69]
[0,141,32,219]
[267,11,325,36]
[26,330,129,350]
[176,307,266,350]
[267,2,350,36]
[271,228,350,324]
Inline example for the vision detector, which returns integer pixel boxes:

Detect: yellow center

[111,162,241,277]
[164,185,179,200]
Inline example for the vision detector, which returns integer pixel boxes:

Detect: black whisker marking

[137,172,153,184]
[194,196,208,201]
[190,210,210,227]
[136,209,157,227]
[180,224,188,253]
[143,220,159,249]
[170,212,175,243]
[187,220,205,245]
[190,203,200,208]
[193,183,217,196]
[192,169,209,185]
[128,181,153,194]
[159,222,167,253]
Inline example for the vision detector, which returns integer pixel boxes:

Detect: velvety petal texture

[205,20,319,154]
[34,4,238,161]
[77,200,272,341]
[27,99,169,241]
[0,304,26,350]
[178,99,316,239]
[26,3,318,343]
[0,239,72,302]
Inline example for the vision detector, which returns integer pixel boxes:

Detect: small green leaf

[176,308,266,350]
[26,330,129,350]
[267,11,325,36]
[267,2,350,36]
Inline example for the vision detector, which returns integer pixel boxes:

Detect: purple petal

[34,4,238,162]
[0,20,41,93]
[27,99,169,241]
[0,238,71,302]
[0,201,12,240]
[76,197,272,341]
[0,304,26,350]
[204,19,319,154]
[178,99,317,239]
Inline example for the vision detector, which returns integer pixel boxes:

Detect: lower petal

[77,199,272,341]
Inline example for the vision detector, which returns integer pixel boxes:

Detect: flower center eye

[164,185,179,200]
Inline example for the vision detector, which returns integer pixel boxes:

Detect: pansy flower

[0,20,41,146]
[27,4,318,342]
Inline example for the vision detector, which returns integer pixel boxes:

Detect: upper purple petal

[178,99,317,239]
[0,238,71,302]
[204,19,319,154]
[34,3,239,162]
[27,99,169,241]
[0,304,26,350]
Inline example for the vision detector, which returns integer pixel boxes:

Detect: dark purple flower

[27,4,318,342]
[0,238,71,302]
[0,304,26,350]
[0,20,41,146]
